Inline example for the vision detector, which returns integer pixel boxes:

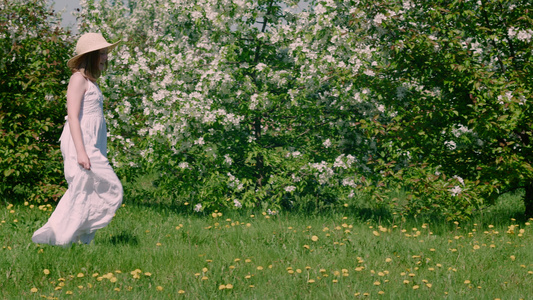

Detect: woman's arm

[66,73,91,170]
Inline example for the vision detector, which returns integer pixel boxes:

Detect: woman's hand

[77,151,91,170]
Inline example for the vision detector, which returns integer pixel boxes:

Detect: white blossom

[445,140,456,150]
[178,162,190,169]
[224,154,233,165]
[194,203,202,212]
[233,199,242,208]
[450,186,462,197]
[285,185,296,192]
[194,137,205,145]
[373,13,387,25]
[323,138,332,148]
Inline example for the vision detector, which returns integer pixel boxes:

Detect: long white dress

[32,76,123,246]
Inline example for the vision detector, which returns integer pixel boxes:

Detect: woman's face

[98,49,108,71]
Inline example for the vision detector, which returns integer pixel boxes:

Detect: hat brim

[67,41,120,69]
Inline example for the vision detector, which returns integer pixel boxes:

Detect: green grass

[1,192,532,299]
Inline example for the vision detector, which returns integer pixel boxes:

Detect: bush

[0,0,74,202]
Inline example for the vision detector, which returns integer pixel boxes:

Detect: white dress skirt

[32,76,123,246]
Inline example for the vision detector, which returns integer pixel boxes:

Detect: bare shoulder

[68,72,88,91]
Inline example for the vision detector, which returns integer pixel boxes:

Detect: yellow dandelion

[245,259,252,263]
[178,290,185,294]
[426,283,432,288]
[311,235,319,242]
[202,267,208,272]
[296,269,302,273]
[201,276,208,280]
[156,286,163,291]
[464,280,471,284]
[473,245,480,250]
[320,268,327,273]
[65,290,73,295]
[354,293,361,296]
[303,245,310,249]
[43,269,50,275]
[144,272,152,276]
[373,281,381,286]
[385,258,392,262]
[77,273,84,278]
[30,287,38,293]
[110,277,118,283]
[156,242,162,246]
[219,285,226,290]
[378,291,385,295]
[413,285,420,290]
[510,255,516,261]
[373,231,380,237]
[257,266,264,270]
[403,280,410,284]
[308,279,315,283]
[226,284,233,289]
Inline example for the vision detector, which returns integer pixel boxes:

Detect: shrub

[0,0,73,202]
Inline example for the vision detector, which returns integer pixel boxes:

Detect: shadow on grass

[103,231,140,246]
[122,188,528,227]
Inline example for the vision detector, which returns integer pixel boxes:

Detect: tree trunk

[525,183,533,218]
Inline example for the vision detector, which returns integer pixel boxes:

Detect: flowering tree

[77,0,382,213]
[76,0,532,218]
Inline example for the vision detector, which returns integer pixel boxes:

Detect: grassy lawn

[1,191,532,299]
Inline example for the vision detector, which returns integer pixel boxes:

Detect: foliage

[0,0,521,218]
[348,0,533,215]
[0,0,73,202]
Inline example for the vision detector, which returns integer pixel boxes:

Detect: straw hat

[67,33,119,68]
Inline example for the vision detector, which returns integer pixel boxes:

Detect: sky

[47,0,310,35]
[48,0,80,33]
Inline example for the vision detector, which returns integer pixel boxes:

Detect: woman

[32,33,123,246]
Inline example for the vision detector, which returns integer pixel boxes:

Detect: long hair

[70,50,107,80]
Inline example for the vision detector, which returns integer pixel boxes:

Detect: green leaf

[4,169,15,177]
